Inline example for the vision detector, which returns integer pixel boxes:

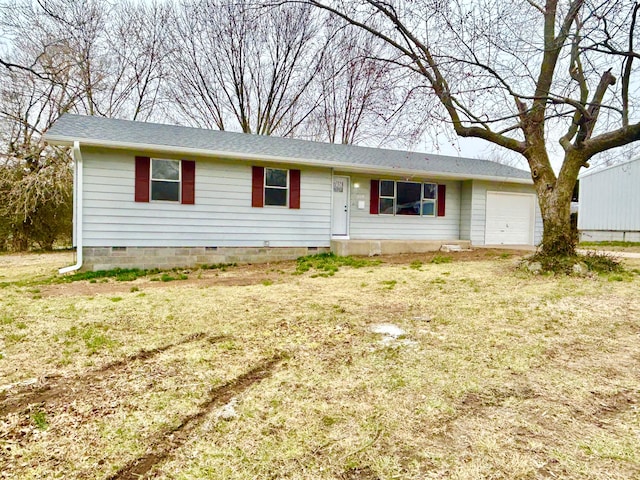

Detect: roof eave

[578,154,640,179]
[43,134,533,185]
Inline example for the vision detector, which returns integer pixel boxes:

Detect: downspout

[59,141,83,274]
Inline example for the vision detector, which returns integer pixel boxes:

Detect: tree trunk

[526,145,579,258]
[11,224,30,252]
[538,197,575,256]
[533,168,577,258]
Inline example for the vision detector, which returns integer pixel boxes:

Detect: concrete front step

[330,239,471,257]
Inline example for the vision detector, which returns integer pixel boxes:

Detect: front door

[331,176,349,236]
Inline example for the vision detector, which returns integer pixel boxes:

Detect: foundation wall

[579,230,640,243]
[330,239,471,257]
[82,239,475,271]
[82,246,330,271]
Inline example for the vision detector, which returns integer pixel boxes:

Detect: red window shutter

[252,166,264,207]
[437,184,446,216]
[135,156,150,202]
[181,160,195,204]
[370,180,379,214]
[289,169,301,209]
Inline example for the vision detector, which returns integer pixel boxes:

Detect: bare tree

[0,0,170,122]
[0,145,72,251]
[0,62,74,250]
[166,0,328,136]
[95,0,171,120]
[301,23,421,146]
[0,1,81,249]
[305,0,640,258]
[0,0,170,250]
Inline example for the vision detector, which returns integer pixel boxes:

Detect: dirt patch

[375,248,533,265]
[341,466,380,480]
[587,389,638,419]
[459,384,539,410]
[0,333,226,415]
[536,458,569,478]
[107,354,285,480]
[38,249,532,297]
[40,262,291,297]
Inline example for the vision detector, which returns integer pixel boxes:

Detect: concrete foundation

[330,239,471,257]
[82,246,330,271]
[82,239,474,271]
[580,230,640,242]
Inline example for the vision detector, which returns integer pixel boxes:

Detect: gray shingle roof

[45,114,531,182]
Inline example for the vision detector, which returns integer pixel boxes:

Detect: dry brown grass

[0,250,74,283]
[1,251,639,479]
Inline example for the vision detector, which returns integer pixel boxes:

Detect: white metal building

[578,157,640,242]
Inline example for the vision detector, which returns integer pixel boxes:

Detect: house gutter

[59,141,83,274]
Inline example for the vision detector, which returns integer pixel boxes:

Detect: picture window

[378,180,437,216]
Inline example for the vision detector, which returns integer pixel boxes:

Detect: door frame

[331,174,350,238]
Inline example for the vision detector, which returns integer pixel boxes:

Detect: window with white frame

[264,167,288,206]
[421,182,437,216]
[151,159,181,201]
[379,180,437,216]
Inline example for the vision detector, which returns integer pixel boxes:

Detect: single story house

[578,156,640,242]
[44,114,542,272]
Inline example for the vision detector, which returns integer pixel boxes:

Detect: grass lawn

[1,250,639,479]
[579,241,640,253]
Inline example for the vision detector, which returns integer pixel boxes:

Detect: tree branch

[574,69,616,146]
[622,2,639,127]
[583,122,640,159]
[0,57,52,81]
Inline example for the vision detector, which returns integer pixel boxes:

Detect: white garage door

[485,192,535,245]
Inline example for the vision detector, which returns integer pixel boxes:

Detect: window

[135,156,195,204]
[264,167,289,206]
[151,159,180,201]
[378,180,437,216]
[379,180,395,214]
[252,166,300,209]
[421,183,437,216]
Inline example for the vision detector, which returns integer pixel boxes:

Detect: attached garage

[485,191,536,245]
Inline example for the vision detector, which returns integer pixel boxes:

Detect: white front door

[485,191,535,245]
[331,176,349,236]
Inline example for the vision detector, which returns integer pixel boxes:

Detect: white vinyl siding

[459,180,472,241]
[578,159,640,232]
[468,181,542,246]
[347,175,461,240]
[80,147,332,247]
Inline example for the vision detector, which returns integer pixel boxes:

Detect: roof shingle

[45,114,532,182]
